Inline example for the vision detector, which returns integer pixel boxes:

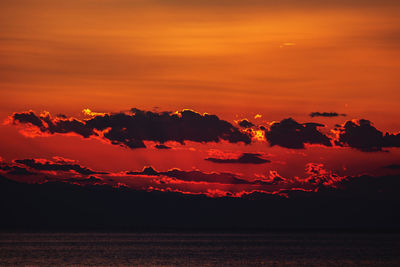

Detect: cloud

[10,108,251,149]
[11,111,94,138]
[66,176,103,184]
[82,108,106,117]
[127,166,257,185]
[0,165,35,176]
[335,119,400,151]
[0,158,109,187]
[237,119,254,128]
[2,156,274,189]
[2,153,398,213]
[265,118,332,149]
[309,112,346,118]
[303,163,345,186]
[205,153,270,164]
[14,158,108,175]
[10,110,400,153]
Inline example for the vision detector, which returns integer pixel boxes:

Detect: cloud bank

[8,109,400,152]
[335,119,400,151]
[10,108,252,149]
[205,153,270,164]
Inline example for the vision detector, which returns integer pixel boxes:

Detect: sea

[0,232,399,266]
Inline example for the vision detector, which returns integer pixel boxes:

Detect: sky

[1,0,400,197]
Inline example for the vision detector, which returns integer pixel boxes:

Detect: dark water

[0,232,399,266]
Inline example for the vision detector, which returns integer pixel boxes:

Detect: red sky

[1,0,400,196]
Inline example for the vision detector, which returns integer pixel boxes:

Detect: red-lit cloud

[9,108,251,149]
[264,118,332,149]
[334,119,400,151]
[0,155,354,198]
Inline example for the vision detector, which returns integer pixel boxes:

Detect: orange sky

[1,0,400,195]
[1,1,400,122]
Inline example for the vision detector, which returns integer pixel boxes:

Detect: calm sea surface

[0,232,399,266]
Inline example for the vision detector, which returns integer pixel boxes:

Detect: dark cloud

[309,112,346,118]
[163,169,252,184]
[383,133,400,148]
[130,166,160,176]
[205,153,270,164]
[12,111,94,138]
[335,119,400,151]
[12,111,45,128]
[11,110,400,153]
[67,176,103,184]
[14,159,108,175]
[88,108,251,146]
[127,166,259,185]
[11,108,251,149]
[265,118,332,149]
[2,158,271,186]
[0,165,35,176]
[237,119,254,128]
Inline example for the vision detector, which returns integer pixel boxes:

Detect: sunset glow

[1,0,400,201]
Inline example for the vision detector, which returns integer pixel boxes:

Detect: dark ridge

[1,175,400,231]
